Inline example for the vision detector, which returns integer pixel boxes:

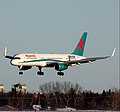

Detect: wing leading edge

[63,48,116,65]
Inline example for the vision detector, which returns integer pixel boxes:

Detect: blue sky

[0,0,119,93]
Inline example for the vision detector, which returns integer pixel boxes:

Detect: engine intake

[55,64,68,71]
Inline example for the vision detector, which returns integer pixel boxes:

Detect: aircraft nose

[11,59,18,65]
[10,59,15,65]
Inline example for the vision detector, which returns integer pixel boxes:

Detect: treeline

[0,81,120,111]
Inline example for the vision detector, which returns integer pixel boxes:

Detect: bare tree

[39,82,52,107]
[111,88,120,111]
[39,81,83,108]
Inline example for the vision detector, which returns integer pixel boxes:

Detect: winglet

[4,47,7,57]
[111,48,116,57]
[4,47,14,59]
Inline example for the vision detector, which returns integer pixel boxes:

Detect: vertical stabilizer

[72,32,87,56]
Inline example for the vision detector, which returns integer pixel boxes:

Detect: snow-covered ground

[76,110,119,112]
[0,110,120,112]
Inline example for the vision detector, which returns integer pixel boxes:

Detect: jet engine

[55,64,68,71]
[19,66,32,70]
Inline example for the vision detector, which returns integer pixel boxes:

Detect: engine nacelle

[55,64,68,71]
[19,66,32,70]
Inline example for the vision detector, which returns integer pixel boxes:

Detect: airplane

[4,32,116,76]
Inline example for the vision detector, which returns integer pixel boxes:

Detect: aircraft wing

[64,56,110,65]
[46,48,116,66]
[46,56,111,66]
[64,48,116,65]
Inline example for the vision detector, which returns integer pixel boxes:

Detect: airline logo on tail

[73,32,87,56]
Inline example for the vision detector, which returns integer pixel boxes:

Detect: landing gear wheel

[37,71,44,76]
[37,67,44,76]
[57,72,64,76]
[19,71,23,75]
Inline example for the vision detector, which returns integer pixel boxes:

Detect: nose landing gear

[18,66,23,75]
[19,71,23,75]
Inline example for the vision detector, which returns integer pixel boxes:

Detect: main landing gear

[57,72,64,76]
[18,67,64,76]
[37,67,44,76]
[18,66,23,75]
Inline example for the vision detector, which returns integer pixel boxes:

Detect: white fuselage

[11,53,86,67]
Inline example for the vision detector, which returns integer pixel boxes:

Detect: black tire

[19,71,23,75]
[57,72,64,76]
[37,71,44,75]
